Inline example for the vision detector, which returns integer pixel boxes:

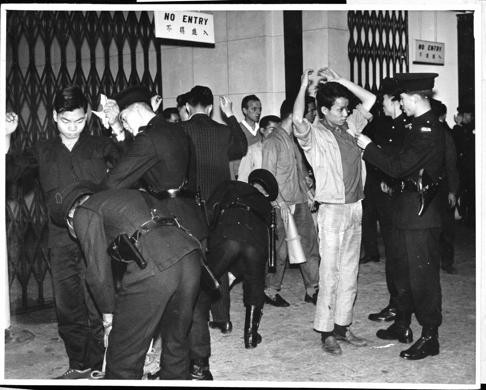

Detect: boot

[399,327,439,360]
[189,357,213,380]
[244,305,263,349]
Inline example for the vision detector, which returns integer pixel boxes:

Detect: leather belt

[147,187,195,200]
[398,180,417,193]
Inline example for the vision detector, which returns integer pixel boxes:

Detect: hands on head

[301,67,341,97]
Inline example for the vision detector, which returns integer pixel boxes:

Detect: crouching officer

[51,181,203,379]
[357,73,445,360]
[188,169,279,379]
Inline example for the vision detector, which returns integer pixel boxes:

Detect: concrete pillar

[302,11,350,80]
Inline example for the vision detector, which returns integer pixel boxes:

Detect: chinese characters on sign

[413,39,445,65]
[154,11,215,45]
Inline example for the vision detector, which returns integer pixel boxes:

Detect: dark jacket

[7,132,121,248]
[181,113,248,200]
[73,189,200,313]
[364,110,446,229]
[364,113,409,193]
[207,180,273,249]
[103,115,207,239]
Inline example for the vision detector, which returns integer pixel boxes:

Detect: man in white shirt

[230,95,262,179]
[238,115,280,183]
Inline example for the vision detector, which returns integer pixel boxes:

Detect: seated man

[51,182,203,379]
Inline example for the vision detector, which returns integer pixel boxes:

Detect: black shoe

[441,265,458,274]
[190,358,213,380]
[359,255,380,264]
[376,323,413,343]
[400,335,439,360]
[264,293,290,307]
[368,306,397,322]
[208,320,233,334]
[304,291,318,305]
[54,368,92,379]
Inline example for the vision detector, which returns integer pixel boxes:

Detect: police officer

[365,77,409,323]
[208,169,279,347]
[357,73,445,360]
[51,182,203,379]
[188,169,279,379]
[100,86,212,379]
[102,86,207,241]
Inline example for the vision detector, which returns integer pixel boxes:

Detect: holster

[417,168,442,216]
[108,233,147,269]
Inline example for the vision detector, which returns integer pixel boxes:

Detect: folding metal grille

[348,11,409,93]
[6,11,162,312]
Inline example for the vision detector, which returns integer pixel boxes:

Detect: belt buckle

[172,217,182,229]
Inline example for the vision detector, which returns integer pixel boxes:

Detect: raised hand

[317,67,341,82]
[6,112,19,135]
[219,95,234,117]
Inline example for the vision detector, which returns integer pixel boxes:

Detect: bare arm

[293,69,314,135]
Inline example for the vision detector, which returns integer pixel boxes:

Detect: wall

[302,11,350,80]
[160,11,286,123]
[408,11,460,126]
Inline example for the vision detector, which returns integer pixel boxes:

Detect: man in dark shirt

[51,183,202,379]
[6,86,121,379]
[357,73,446,360]
[179,85,248,341]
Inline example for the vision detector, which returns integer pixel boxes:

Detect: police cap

[248,169,279,202]
[50,181,100,227]
[114,86,153,111]
[379,77,400,97]
[394,73,438,94]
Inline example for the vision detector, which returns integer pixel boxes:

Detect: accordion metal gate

[6,10,163,313]
[348,10,409,93]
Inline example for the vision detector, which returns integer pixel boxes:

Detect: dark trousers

[209,273,230,322]
[392,228,442,329]
[362,187,397,308]
[105,250,201,379]
[439,190,455,268]
[49,244,104,371]
[189,239,267,359]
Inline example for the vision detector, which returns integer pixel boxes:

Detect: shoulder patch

[420,127,432,133]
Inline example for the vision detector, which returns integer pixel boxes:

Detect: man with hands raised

[293,67,375,356]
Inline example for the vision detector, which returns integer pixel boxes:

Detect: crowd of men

[4,65,475,380]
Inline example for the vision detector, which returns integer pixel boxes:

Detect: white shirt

[237,141,263,183]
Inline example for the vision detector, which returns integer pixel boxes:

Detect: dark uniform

[7,133,120,373]
[362,73,446,360]
[64,188,202,379]
[362,113,409,315]
[438,122,460,272]
[103,112,207,241]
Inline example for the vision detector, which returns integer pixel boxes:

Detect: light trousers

[314,201,362,332]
